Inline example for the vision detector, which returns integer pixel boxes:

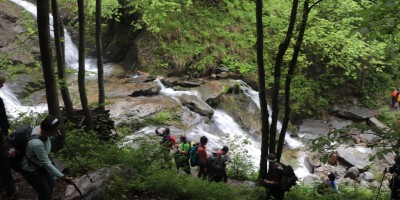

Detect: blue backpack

[189,142,199,167]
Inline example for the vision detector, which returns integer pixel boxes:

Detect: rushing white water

[0,85,47,117]
[9,0,79,69]
[238,80,311,178]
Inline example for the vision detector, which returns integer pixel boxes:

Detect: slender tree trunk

[269,0,299,154]
[37,0,64,150]
[256,0,270,179]
[51,0,74,123]
[96,0,105,109]
[277,0,309,162]
[77,0,94,131]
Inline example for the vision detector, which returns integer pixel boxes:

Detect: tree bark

[96,0,105,109]
[256,0,270,179]
[37,0,64,151]
[77,0,94,131]
[51,0,74,123]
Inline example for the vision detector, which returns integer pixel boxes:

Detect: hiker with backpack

[262,153,284,200]
[386,154,400,200]
[391,88,400,108]
[173,134,191,174]
[197,136,208,180]
[0,72,18,199]
[21,115,73,200]
[206,147,225,182]
[218,146,230,183]
[155,127,175,169]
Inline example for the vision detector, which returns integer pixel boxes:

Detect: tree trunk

[269,0,299,155]
[77,0,94,131]
[277,0,309,162]
[96,0,105,109]
[256,0,270,179]
[51,0,74,123]
[37,0,64,151]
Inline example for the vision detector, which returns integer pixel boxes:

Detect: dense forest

[0,0,399,199]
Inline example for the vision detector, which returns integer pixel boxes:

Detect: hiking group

[0,72,73,200]
[156,127,299,199]
[391,88,400,110]
[155,128,230,183]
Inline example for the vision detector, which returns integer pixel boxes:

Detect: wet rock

[298,120,330,141]
[336,105,375,120]
[345,166,360,180]
[368,117,391,132]
[128,82,161,97]
[336,146,373,169]
[125,75,156,83]
[178,94,214,118]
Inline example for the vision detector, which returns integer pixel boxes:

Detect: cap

[266,153,277,162]
[211,147,220,154]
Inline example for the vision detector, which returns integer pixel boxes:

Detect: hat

[41,115,60,132]
[266,153,277,162]
[211,147,220,154]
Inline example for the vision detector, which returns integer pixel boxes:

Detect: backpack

[6,125,35,172]
[211,156,225,173]
[280,163,298,192]
[189,142,199,167]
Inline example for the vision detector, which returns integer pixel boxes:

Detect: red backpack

[169,135,176,146]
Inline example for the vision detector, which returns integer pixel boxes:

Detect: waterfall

[0,85,47,118]
[9,0,99,72]
[122,79,312,179]
[239,80,311,178]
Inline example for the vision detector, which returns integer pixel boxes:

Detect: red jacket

[392,90,398,97]
[197,144,207,163]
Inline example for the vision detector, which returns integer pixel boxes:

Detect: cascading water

[239,80,311,178]
[122,79,311,178]
[9,0,102,72]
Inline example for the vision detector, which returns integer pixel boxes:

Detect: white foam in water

[0,85,47,117]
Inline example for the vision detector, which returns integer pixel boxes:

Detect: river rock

[128,82,161,97]
[345,166,360,180]
[178,94,214,118]
[125,75,156,83]
[368,117,390,132]
[336,105,375,120]
[328,116,352,130]
[298,120,330,140]
[361,172,375,181]
[336,146,373,169]
[64,165,132,200]
[197,79,237,106]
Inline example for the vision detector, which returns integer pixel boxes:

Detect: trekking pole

[70,181,87,200]
[375,169,386,200]
[64,142,94,182]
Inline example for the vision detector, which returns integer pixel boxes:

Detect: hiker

[397,92,400,111]
[155,127,174,169]
[218,146,230,183]
[155,127,173,147]
[326,172,339,193]
[206,147,225,182]
[391,88,399,108]
[21,115,73,200]
[0,72,18,199]
[387,154,400,200]
[173,134,191,174]
[197,136,208,180]
[262,153,284,200]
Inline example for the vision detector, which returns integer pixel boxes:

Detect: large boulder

[128,82,161,97]
[298,120,330,141]
[336,146,373,169]
[178,94,214,118]
[197,79,237,106]
[64,165,132,200]
[335,105,376,120]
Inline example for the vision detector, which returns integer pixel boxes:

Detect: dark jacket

[0,97,10,138]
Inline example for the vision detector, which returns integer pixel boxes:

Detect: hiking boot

[6,186,18,200]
